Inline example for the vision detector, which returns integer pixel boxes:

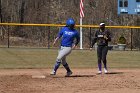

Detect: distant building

[118,0,140,14]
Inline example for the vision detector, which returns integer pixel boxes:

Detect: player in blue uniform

[90,23,111,74]
[50,18,80,76]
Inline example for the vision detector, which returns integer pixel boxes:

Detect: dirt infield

[0,68,140,93]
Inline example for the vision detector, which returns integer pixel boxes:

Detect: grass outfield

[0,48,140,69]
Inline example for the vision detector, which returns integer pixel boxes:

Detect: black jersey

[91,29,111,47]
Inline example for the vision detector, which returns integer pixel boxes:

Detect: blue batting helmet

[66,18,75,26]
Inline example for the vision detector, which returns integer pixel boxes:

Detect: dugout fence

[0,23,140,50]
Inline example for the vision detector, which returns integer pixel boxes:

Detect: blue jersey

[57,26,80,47]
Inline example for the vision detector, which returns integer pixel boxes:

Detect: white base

[32,75,46,78]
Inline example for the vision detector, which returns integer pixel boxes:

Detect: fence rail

[0,23,140,28]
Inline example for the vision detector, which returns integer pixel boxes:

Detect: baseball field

[0,48,140,93]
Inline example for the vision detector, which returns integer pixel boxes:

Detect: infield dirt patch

[0,68,140,93]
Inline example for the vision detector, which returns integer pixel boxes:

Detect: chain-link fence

[0,24,140,50]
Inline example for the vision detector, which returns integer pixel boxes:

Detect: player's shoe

[65,71,72,77]
[50,71,56,75]
[104,68,108,74]
[97,71,102,74]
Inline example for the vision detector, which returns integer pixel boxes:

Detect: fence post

[89,27,92,48]
[7,26,9,48]
[48,26,50,49]
[130,28,133,51]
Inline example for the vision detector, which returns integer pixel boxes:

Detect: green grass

[0,48,140,69]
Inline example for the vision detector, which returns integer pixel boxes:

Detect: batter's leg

[102,46,108,73]
[97,46,102,73]
[62,57,71,72]
[50,58,61,75]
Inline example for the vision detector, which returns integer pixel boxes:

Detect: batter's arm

[53,28,63,46]
[53,37,59,46]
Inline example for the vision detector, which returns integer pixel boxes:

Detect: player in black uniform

[90,23,111,74]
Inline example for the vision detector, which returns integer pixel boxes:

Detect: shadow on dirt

[53,75,95,78]
[105,72,123,74]
[51,72,123,78]
[67,75,95,77]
